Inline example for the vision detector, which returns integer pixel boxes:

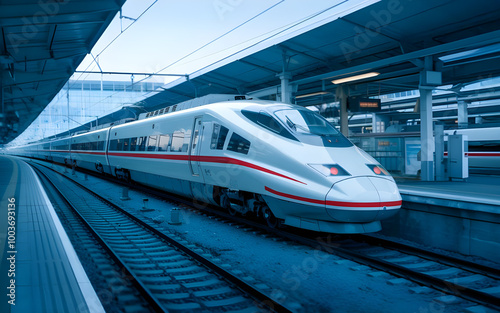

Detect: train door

[189,117,204,176]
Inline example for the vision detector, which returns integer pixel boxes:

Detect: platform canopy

[0,0,126,145]
[138,0,500,109]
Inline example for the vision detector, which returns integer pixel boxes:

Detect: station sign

[348,97,381,112]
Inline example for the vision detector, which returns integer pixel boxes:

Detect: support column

[278,72,292,104]
[418,56,441,181]
[337,86,349,136]
[419,86,434,181]
[457,100,468,129]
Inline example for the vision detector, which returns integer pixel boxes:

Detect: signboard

[348,97,381,112]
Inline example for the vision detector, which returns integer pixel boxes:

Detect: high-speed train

[9,100,402,233]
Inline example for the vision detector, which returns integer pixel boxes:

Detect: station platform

[381,175,500,263]
[397,175,500,210]
[0,156,104,313]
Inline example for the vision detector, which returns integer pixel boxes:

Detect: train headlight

[367,164,389,176]
[309,164,350,176]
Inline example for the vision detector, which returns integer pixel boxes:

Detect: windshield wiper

[285,115,311,133]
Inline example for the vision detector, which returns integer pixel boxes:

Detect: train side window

[217,126,229,149]
[158,134,171,151]
[123,138,130,151]
[182,130,191,152]
[227,132,250,155]
[171,131,184,152]
[137,136,147,151]
[211,124,220,149]
[98,141,104,150]
[147,135,158,151]
[469,140,500,152]
[210,124,229,150]
[109,139,118,151]
[116,139,123,151]
[129,137,138,151]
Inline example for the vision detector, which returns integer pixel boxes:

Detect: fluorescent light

[331,72,380,84]
[295,91,330,99]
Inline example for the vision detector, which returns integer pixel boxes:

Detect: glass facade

[13,80,163,145]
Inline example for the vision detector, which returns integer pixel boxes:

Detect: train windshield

[274,109,353,147]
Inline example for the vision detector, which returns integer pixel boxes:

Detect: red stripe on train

[265,186,402,208]
[106,152,306,185]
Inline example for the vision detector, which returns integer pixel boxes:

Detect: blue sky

[75,0,377,84]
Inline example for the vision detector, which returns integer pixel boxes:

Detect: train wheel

[228,206,237,216]
[123,170,131,183]
[220,193,236,216]
[263,206,278,228]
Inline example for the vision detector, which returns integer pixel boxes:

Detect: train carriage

[69,128,109,173]
[6,100,404,234]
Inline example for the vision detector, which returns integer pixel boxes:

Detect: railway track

[198,209,500,312]
[31,162,291,313]
[30,158,500,311]
[184,205,500,312]
[36,166,156,313]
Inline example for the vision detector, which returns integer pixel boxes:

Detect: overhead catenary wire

[77,1,288,113]
[17,1,353,144]
[62,1,353,130]
[13,0,161,144]
[114,1,354,99]
[154,0,285,75]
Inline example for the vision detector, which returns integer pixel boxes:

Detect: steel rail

[32,161,291,313]
[32,164,167,312]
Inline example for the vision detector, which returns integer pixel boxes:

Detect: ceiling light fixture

[331,72,380,84]
[295,91,330,99]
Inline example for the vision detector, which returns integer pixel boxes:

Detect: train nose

[325,177,401,223]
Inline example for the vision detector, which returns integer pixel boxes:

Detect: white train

[444,127,500,172]
[8,100,402,233]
